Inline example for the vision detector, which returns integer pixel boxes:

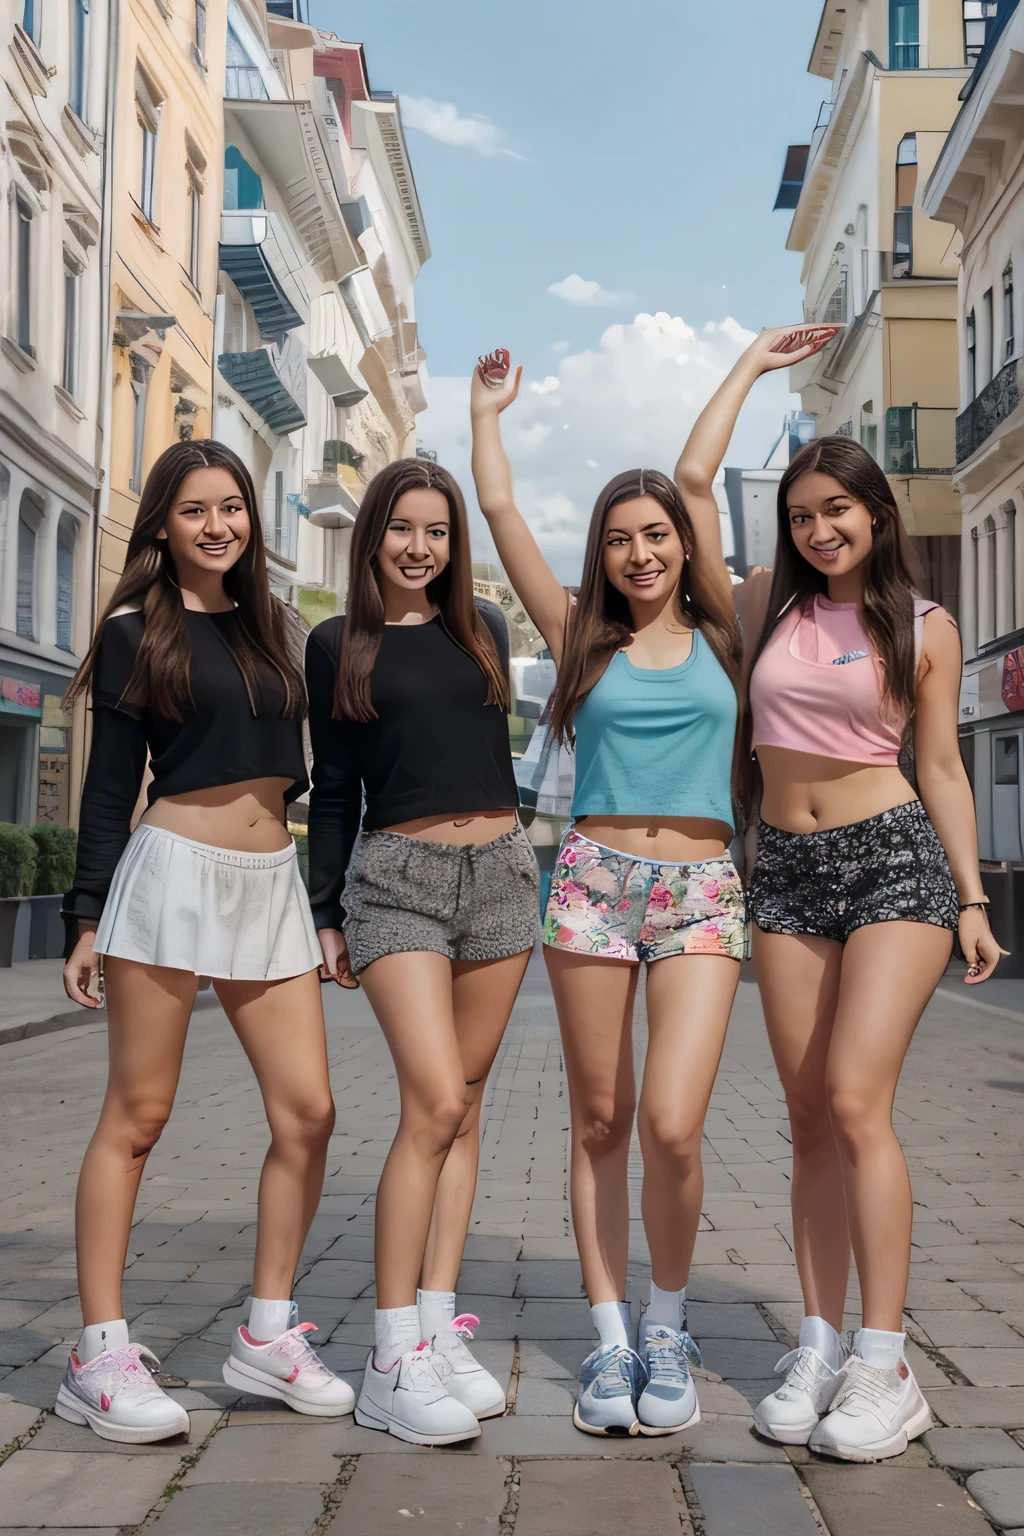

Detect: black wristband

[958,900,989,913]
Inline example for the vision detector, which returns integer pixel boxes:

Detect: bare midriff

[141,778,296,853]
[574,816,733,863]
[380,809,519,846]
[756,745,918,834]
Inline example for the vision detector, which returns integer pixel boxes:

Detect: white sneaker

[427,1313,506,1420]
[222,1322,355,1417]
[809,1355,932,1462]
[354,1341,482,1445]
[55,1344,190,1444]
[753,1345,847,1445]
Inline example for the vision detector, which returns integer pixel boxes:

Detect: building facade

[774,0,980,615]
[923,0,1024,958]
[724,411,816,576]
[1,0,109,827]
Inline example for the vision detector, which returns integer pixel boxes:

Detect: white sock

[248,1297,296,1342]
[374,1304,422,1371]
[77,1319,129,1364]
[591,1300,630,1351]
[417,1288,456,1346]
[799,1315,846,1372]
[855,1327,905,1371]
[647,1282,685,1332]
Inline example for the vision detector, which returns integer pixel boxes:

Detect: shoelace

[772,1346,832,1395]
[645,1329,691,1387]
[831,1357,903,1417]
[273,1323,333,1381]
[594,1346,645,1391]
[80,1343,163,1400]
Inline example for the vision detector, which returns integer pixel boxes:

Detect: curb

[0,1006,106,1048]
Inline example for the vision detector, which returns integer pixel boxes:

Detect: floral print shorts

[542,828,747,963]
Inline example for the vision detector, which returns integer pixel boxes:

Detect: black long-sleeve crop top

[64,608,308,926]
[305,600,519,930]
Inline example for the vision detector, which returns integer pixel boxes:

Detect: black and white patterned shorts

[749,799,958,945]
[342,821,540,975]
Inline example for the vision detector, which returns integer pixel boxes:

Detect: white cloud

[399,96,524,159]
[417,311,795,580]
[551,340,571,353]
[529,376,560,395]
[548,273,634,307]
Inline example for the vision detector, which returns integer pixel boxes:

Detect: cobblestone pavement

[2,952,1024,1533]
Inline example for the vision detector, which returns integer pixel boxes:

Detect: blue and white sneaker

[572,1343,647,1436]
[637,1318,701,1435]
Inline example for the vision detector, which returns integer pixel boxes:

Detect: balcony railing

[956,355,1024,464]
[890,42,920,68]
[884,405,956,474]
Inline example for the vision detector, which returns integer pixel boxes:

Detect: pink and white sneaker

[55,1344,190,1444]
[222,1321,355,1416]
[429,1314,506,1420]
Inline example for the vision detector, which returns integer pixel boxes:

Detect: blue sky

[311,0,830,571]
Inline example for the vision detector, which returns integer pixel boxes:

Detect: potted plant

[0,823,38,967]
[29,824,77,960]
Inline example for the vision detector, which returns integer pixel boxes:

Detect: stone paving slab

[147,1482,326,1535]
[327,1453,507,1534]
[802,1466,994,1536]
[688,1464,819,1535]
[514,1459,687,1536]
[965,1467,1024,1528]
[0,1447,172,1525]
[922,1426,1024,1470]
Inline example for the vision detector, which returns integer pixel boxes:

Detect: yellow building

[775,0,979,612]
[98,0,226,606]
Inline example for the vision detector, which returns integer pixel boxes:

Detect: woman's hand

[319,927,359,989]
[63,928,103,1008]
[470,349,522,418]
[744,324,840,374]
[960,906,1003,984]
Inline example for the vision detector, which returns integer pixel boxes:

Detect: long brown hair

[547,469,742,744]
[333,458,509,721]
[737,435,922,823]
[66,440,305,720]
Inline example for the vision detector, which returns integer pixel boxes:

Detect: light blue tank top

[570,633,736,831]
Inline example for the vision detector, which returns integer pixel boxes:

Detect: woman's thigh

[359,951,467,1110]
[753,928,843,1106]
[101,957,198,1116]
[215,969,333,1122]
[451,949,532,1088]
[640,954,739,1134]
[544,948,639,1121]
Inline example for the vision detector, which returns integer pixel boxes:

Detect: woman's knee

[270,1095,337,1156]
[102,1097,174,1159]
[826,1081,890,1159]
[638,1108,702,1173]
[402,1090,471,1158]
[785,1090,833,1154]
[575,1094,636,1157]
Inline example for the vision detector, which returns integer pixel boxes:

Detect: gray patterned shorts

[343,822,540,975]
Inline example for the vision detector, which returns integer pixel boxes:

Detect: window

[55,513,77,652]
[860,422,878,461]
[964,1,999,66]
[967,308,977,399]
[223,146,264,210]
[194,0,206,60]
[62,260,80,395]
[69,0,89,119]
[135,68,162,223]
[188,175,201,286]
[893,134,917,279]
[1005,262,1015,362]
[274,469,284,551]
[128,354,152,494]
[890,1,920,67]
[14,196,32,355]
[22,0,41,46]
[16,493,42,642]
[983,287,995,389]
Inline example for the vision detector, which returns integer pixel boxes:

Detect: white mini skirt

[94,823,322,980]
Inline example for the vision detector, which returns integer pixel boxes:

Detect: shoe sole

[222,1358,354,1418]
[572,1402,641,1437]
[751,1410,816,1446]
[54,1384,189,1444]
[809,1401,933,1462]
[638,1402,701,1437]
[354,1401,482,1445]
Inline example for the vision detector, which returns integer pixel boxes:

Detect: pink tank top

[749,595,937,765]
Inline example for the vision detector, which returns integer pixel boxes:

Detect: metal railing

[957,355,1024,464]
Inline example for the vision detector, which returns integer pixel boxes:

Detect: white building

[214,3,429,624]
[1,0,108,826]
[724,411,816,576]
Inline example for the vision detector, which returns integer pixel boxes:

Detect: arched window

[223,146,264,210]
[1004,261,1015,363]
[56,513,77,652]
[16,490,43,642]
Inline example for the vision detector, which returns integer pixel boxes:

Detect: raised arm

[470,352,570,662]
[674,325,838,623]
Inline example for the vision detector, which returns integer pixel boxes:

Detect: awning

[306,351,367,407]
[218,349,306,434]
[219,212,307,334]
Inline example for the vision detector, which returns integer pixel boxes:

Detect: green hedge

[30,824,77,896]
[0,824,38,899]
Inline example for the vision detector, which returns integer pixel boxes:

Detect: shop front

[0,664,74,829]
[960,635,1024,973]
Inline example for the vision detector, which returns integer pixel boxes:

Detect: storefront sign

[0,676,41,716]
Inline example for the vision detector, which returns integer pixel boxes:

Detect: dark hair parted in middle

[546,468,742,744]
[736,434,925,823]
[333,457,510,721]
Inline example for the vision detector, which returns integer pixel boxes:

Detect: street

[0,951,1023,1534]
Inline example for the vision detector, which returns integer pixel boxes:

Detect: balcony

[218,341,307,435]
[884,405,956,475]
[219,211,309,335]
[957,356,1024,464]
[304,444,362,527]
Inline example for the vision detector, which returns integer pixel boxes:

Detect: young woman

[306,457,538,1446]
[469,326,837,1436]
[59,440,353,1444]
[717,430,1001,1461]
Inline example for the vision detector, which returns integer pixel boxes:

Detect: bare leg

[360,951,479,1309]
[826,922,952,1330]
[545,948,639,1304]
[421,949,531,1292]
[215,970,335,1302]
[75,958,197,1326]
[638,955,739,1289]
